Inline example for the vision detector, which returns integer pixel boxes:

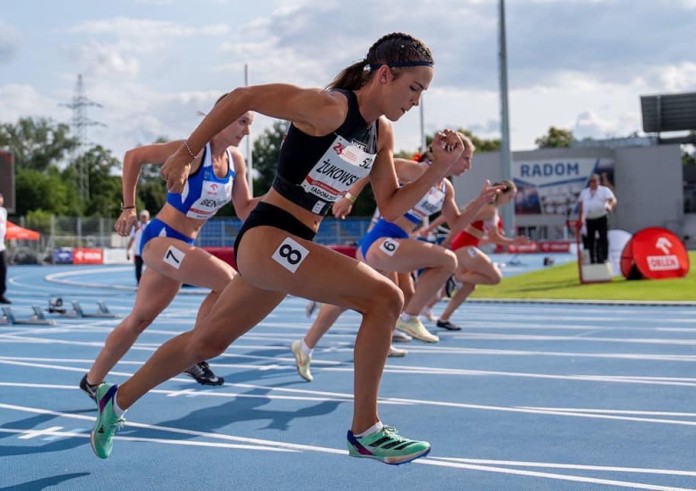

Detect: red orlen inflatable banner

[620,227,690,280]
[72,247,104,265]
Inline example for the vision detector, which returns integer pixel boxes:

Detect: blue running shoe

[90,383,124,459]
[347,426,430,465]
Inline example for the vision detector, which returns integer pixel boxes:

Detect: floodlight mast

[420,97,426,153]
[244,63,253,193]
[499,0,514,236]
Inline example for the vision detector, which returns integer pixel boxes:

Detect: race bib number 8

[379,238,400,256]
[272,237,309,273]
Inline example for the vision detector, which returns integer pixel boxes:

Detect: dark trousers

[586,215,609,264]
[134,255,144,285]
[0,250,6,295]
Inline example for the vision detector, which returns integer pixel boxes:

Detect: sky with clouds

[1,0,695,161]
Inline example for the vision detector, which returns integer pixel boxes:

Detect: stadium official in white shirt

[578,174,617,264]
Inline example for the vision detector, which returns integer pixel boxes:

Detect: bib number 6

[272,237,309,273]
[379,238,400,256]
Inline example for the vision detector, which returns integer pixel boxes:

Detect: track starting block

[71,300,119,319]
[47,297,119,319]
[48,296,68,314]
[2,306,55,326]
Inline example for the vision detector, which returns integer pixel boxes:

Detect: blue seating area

[194,217,371,247]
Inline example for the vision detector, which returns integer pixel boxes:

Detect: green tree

[349,185,377,217]
[24,209,56,238]
[137,164,167,216]
[397,130,501,157]
[64,145,122,216]
[251,120,287,197]
[535,126,574,148]
[0,117,78,171]
[459,130,501,152]
[134,137,170,216]
[15,167,74,216]
[684,149,696,166]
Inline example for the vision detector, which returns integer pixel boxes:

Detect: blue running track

[1,263,695,490]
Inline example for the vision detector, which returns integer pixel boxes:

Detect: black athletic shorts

[233,202,316,266]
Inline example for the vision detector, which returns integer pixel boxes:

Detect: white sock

[400,313,418,322]
[356,421,384,438]
[300,339,314,356]
[113,389,127,417]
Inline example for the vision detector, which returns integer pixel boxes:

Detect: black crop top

[272,89,378,215]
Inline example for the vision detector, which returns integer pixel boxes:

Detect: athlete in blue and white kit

[359,140,500,343]
[91,32,463,465]
[290,137,501,381]
[80,107,257,401]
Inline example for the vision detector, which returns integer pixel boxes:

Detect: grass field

[471,251,696,302]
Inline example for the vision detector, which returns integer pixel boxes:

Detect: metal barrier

[6,215,373,264]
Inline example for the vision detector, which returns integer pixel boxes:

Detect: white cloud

[220,0,498,90]
[135,0,174,4]
[0,20,20,64]
[62,17,232,84]
[74,41,140,79]
[208,0,696,152]
[657,63,696,93]
[0,84,65,122]
[84,82,227,157]
[72,17,229,41]
[3,0,696,160]
[572,110,634,140]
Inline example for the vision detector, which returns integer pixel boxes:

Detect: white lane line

[0,381,397,405]
[522,407,696,417]
[6,330,696,363]
[0,403,691,490]
[420,459,695,491]
[430,457,696,476]
[43,267,204,295]
[0,381,368,403]
[0,403,345,454]
[454,333,696,346]
[3,356,696,390]
[17,425,64,440]
[257,320,696,332]
[0,428,294,453]
[0,337,112,348]
[2,381,695,427]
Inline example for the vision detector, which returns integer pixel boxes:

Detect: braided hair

[328,32,433,91]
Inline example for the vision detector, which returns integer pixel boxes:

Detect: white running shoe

[396,317,439,343]
[391,329,413,343]
[291,340,313,382]
[388,344,408,357]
